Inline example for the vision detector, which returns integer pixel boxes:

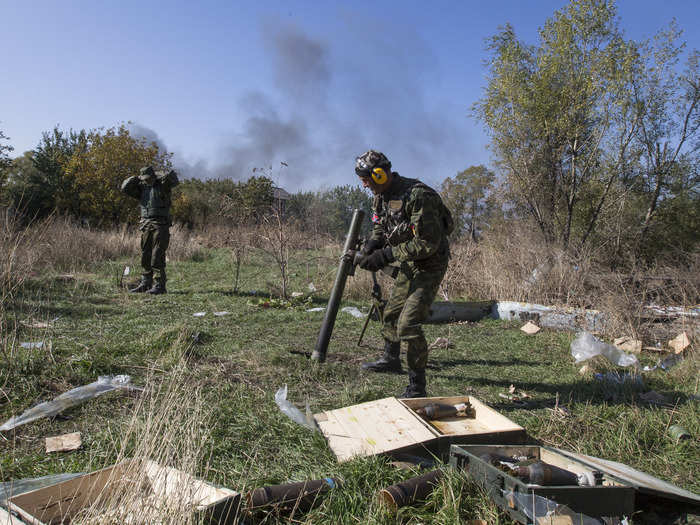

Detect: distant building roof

[273,186,291,200]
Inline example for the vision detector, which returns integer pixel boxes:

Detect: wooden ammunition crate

[314,395,526,462]
[6,459,240,525]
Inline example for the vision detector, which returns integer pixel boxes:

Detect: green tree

[474,0,638,251]
[440,165,496,239]
[64,125,171,226]
[319,185,373,238]
[4,127,87,219]
[32,126,87,217]
[630,22,700,245]
[0,127,14,200]
[2,152,42,213]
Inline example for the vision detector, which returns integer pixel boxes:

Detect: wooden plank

[315,397,437,462]
[321,398,434,461]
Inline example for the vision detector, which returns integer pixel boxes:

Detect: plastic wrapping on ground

[0,375,140,432]
[643,353,684,372]
[570,331,639,367]
[274,385,319,432]
[594,371,644,387]
[504,489,607,525]
[341,306,365,318]
[1,473,84,505]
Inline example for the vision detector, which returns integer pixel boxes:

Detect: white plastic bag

[274,384,318,432]
[341,306,365,318]
[0,375,139,432]
[571,331,638,367]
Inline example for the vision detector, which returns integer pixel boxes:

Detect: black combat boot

[362,340,402,373]
[129,276,152,293]
[400,369,427,398]
[147,279,167,295]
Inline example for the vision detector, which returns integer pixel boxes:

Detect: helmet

[355,150,391,178]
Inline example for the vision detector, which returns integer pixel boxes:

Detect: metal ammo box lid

[449,444,700,524]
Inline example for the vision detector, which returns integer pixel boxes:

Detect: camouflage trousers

[140,222,170,282]
[381,265,446,372]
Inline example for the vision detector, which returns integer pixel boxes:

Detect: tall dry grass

[0,213,209,298]
[68,354,237,524]
[442,225,700,339]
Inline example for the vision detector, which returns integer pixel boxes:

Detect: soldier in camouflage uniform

[121,166,179,294]
[355,150,452,398]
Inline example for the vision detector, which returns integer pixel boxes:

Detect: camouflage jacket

[121,170,179,224]
[370,174,450,273]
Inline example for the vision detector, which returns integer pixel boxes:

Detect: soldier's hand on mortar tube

[361,238,383,255]
[358,246,395,272]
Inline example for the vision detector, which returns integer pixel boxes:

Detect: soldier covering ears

[121,166,179,294]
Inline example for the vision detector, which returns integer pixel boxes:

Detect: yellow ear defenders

[371,167,388,184]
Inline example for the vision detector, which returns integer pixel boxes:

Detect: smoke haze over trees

[1,0,697,264]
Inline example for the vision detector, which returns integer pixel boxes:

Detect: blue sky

[2,1,699,191]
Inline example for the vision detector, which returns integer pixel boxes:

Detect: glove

[362,238,383,255]
[358,246,395,272]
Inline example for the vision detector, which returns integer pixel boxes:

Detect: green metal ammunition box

[449,444,700,524]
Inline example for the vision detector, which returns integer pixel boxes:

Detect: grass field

[1,246,698,524]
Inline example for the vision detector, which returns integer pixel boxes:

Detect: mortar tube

[377,470,443,511]
[311,209,365,362]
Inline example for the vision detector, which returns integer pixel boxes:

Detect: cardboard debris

[614,336,642,354]
[428,337,451,349]
[668,332,690,354]
[520,321,541,334]
[45,432,82,453]
[21,320,51,329]
[499,386,531,405]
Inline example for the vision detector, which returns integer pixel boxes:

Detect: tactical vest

[376,176,453,240]
[139,182,171,219]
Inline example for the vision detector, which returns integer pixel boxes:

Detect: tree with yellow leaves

[65,125,171,226]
